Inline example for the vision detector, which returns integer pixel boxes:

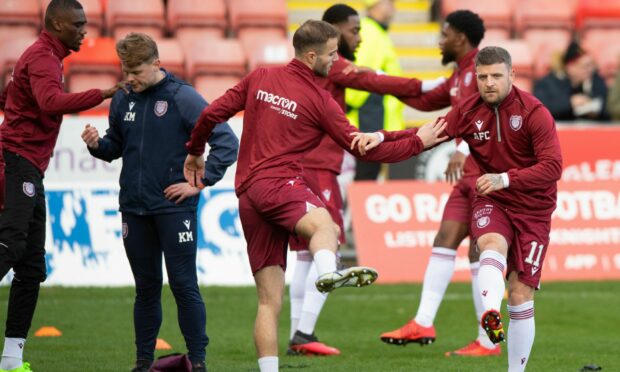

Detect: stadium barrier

[1,116,296,286]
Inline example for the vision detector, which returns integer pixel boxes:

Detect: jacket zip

[138,97,149,215]
[494,107,502,142]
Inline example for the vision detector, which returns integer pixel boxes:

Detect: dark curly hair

[446,10,486,47]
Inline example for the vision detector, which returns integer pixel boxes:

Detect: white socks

[414,247,457,327]
[258,356,278,372]
[297,264,328,335]
[290,251,312,339]
[477,250,506,312]
[0,338,25,370]
[470,262,495,349]
[312,249,337,276]
[508,301,535,372]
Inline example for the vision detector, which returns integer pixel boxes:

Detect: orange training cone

[35,326,62,337]
[155,338,172,350]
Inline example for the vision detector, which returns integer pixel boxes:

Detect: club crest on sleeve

[464,71,473,87]
[476,216,490,228]
[510,115,523,131]
[154,100,168,117]
[22,182,35,197]
[122,223,128,239]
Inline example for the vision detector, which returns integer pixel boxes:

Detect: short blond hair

[116,32,159,68]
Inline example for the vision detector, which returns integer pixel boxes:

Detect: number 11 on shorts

[525,241,544,274]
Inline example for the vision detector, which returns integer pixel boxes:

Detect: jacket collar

[287,58,316,80]
[457,48,478,71]
[39,30,71,60]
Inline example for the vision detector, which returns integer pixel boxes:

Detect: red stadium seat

[514,0,577,34]
[155,38,186,80]
[176,28,225,51]
[63,37,120,109]
[185,38,246,83]
[523,29,572,78]
[238,27,287,52]
[227,0,288,37]
[245,38,294,71]
[167,0,227,38]
[482,29,511,43]
[480,39,534,80]
[513,76,533,93]
[582,28,620,54]
[41,0,104,37]
[0,0,41,39]
[441,0,512,35]
[575,0,620,30]
[0,37,37,87]
[194,75,241,104]
[106,0,165,39]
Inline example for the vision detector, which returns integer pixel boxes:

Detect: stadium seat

[480,39,534,80]
[245,38,294,71]
[513,76,533,93]
[523,29,572,78]
[0,37,37,87]
[481,29,511,44]
[167,0,227,38]
[0,0,41,39]
[194,75,241,104]
[582,28,620,54]
[155,38,185,80]
[238,27,288,53]
[514,0,577,34]
[176,28,225,51]
[185,38,246,83]
[575,0,620,30]
[41,0,103,37]
[441,0,512,35]
[227,0,288,37]
[63,37,120,108]
[106,0,165,39]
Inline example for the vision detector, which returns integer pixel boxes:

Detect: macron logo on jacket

[256,89,298,119]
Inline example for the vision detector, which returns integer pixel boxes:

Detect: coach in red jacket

[0,1,122,370]
[184,20,448,372]
[367,46,561,371]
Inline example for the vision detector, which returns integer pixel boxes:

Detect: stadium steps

[286,0,452,127]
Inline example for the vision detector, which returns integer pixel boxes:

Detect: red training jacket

[0,30,103,173]
[303,54,423,174]
[446,86,562,215]
[186,59,424,196]
[387,86,562,215]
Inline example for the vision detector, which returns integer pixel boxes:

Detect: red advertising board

[349,126,620,283]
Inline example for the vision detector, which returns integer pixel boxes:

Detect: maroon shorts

[470,197,552,289]
[441,175,477,224]
[289,168,345,251]
[238,176,325,274]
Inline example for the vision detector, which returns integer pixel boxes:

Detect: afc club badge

[22,182,35,197]
[154,100,168,117]
[510,115,523,131]
[122,223,128,239]
[476,216,490,228]
[463,71,473,87]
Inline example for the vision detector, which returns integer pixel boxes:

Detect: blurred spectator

[345,0,403,180]
[534,41,610,121]
[607,55,620,120]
